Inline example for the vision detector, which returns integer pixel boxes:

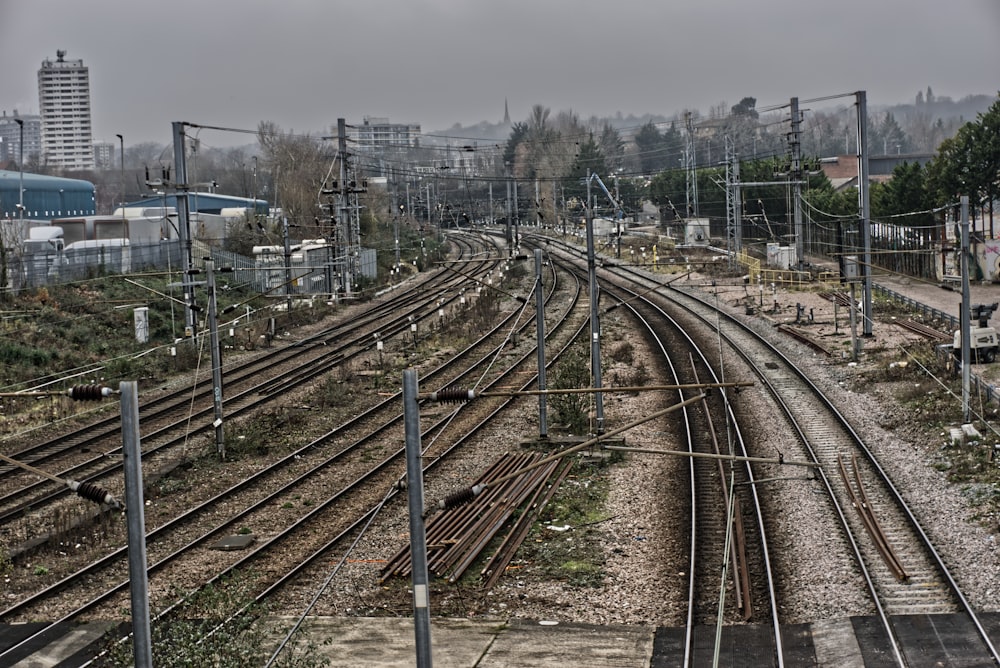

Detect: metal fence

[15,239,187,288]
[9,239,376,297]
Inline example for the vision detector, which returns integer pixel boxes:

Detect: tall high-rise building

[37,50,94,170]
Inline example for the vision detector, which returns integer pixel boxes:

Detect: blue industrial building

[0,169,96,220]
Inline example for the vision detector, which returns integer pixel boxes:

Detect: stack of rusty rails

[381,452,572,587]
[837,453,908,582]
[892,318,952,342]
[482,457,573,589]
[820,291,852,308]
[776,324,834,356]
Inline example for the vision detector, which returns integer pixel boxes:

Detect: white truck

[953,303,999,363]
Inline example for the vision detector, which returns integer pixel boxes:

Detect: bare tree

[257,121,331,241]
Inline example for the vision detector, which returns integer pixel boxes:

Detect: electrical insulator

[67,479,120,509]
[430,387,475,403]
[66,385,113,401]
[437,484,485,510]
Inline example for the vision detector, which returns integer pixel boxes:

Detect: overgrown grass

[223,408,308,460]
[523,459,611,587]
[99,571,330,667]
[550,343,591,433]
[0,275,273,389]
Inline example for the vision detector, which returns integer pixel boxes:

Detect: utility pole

[960,196,971,423]
[535,179,540,228]
[789,97,804,269]
[505,176,512,251]
[725,137,743,257]
[585,171,605,433]
[534,248,548,439]
[116,134,126,220]
[402,370,433,668]
[205,260,225,459]
[856,91,873,337]
[552,181,558,234]
[614,172,621,258]
[513,179,520,254]
[121,381,153,668]
[172,122,197,337]
[684,112,699,218]
[15,118,24,230]
[338,118,352,297]
[282,215,293,311]
[392,173,401,278]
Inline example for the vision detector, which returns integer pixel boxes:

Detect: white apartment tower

[37,50,94,170]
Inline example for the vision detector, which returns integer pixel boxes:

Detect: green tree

[503,121,528,169]
[731,96,759,119]
[563,134,607,205]
[872,161,933,226]
[634,121,665,175]
[597,122,625,170]
[924,95,1000,232]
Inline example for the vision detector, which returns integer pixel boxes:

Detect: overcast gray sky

[2,0,998,149]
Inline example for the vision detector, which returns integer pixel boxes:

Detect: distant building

[37,51,95,170]
[0,169,96,221]
[0,112,43,166]
[819,153,935,191]
[352,117,421,152]
[93,141,114,169]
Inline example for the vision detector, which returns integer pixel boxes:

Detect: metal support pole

[856,91,873,337]
[121,381,153,668]
[790,97,804,268]
[513,179,520,254]
[552,181,558,234]
[282,216,293,311]
[505,178,512,250]
[534,249,548,438]
[205,261,225,458]
[535,179,540,227]
[849,282,859,363]
[585,173,605,433]
[172,122,196,337]
[116,134,126,218]
[338,118,352,297]
[402,370,433,668]
[15,118,23,228]
[960,196,971,423]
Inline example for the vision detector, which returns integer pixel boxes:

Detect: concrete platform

[6,614,1000,666]
[258,614,1000,667]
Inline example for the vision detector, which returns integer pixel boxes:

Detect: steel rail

[529,243,768,666]
[1,243,562,623]
[0,242,504,527]
[1,240,580,663]
[620,258,1000,667]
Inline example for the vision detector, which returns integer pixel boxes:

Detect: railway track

[0,235,595,664]
[0,235,503,545]
[534,238,780,666]
[610,253,1000,665]
[8,227,999,666]
[534,233,1000,666]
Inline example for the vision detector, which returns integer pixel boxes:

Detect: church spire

[503,98,510,125]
